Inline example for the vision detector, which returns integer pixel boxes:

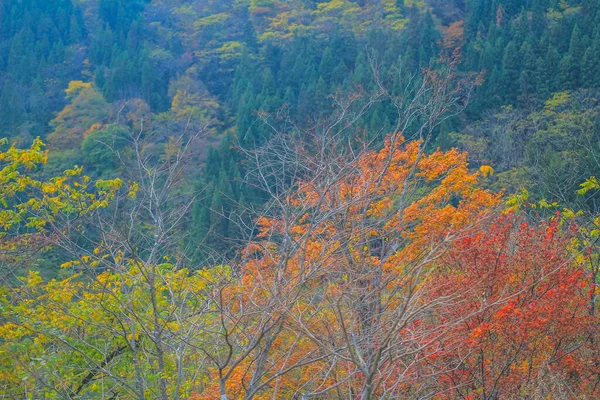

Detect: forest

[0,0,599,398]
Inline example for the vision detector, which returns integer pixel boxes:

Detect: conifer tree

[502,41,520,104]
[582,31,600,87]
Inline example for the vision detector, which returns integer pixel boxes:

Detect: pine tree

[582,31,600,87]
[485,66,502,109]
[0,81,25,133]
[319,47,335,84]
[558,55,577,90]
[569,24,586,61]
[501,41,520,104]
[537,45,559,100]
[479,42,495,73]
[419,11,440,67]
[519,40,537,105]
[315,76,328,116]
[352,50,370,87]
[565,24,584,87]
[29,75,49,129]
[331,60,349,86]
[141,59,154,103]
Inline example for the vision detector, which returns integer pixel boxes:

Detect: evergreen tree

[518,40,538,105]
[396,0,405,13]
[558,55,578,90]
[537,45,560,100]
[501,41,520,104]
[419,11,440,67]
[582,31,600,87]
[566,24,584,87]
[319,47,335,84]
[69,14,82,43]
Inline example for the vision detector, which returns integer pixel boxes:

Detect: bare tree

[196,56,492,399]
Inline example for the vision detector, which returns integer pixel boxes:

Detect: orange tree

[195,134,500,399]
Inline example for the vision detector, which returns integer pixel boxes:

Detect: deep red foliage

[423,214,600,398]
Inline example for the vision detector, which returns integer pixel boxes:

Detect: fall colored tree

[193,62,496,399]
[443,20,464,50]
[423,214,599,398]
[194,134,499,399]
[47,81,111,151]
[0,137,123,282]
[0,128,220,399]
[1,125,600,400]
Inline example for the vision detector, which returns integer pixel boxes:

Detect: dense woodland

[1,0,600,398]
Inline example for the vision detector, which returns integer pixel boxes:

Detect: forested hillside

[3,0,600,258]
[1,0,600,398]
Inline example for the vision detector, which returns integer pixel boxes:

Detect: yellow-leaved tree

[0,137,123,281]
[0,130,228,400]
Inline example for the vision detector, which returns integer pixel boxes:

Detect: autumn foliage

[195,135,501,398]
[423,215,600,398]
[193,136,599,398]
[0,137,599,399]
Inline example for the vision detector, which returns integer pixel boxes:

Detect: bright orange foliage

[199,135,502,398]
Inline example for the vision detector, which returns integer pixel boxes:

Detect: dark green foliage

[81,125,129,178]
[463,0,600,110]
[0,0,85,138]
[3,0,600,266]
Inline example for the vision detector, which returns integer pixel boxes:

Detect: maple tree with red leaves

[420,214,600,399]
